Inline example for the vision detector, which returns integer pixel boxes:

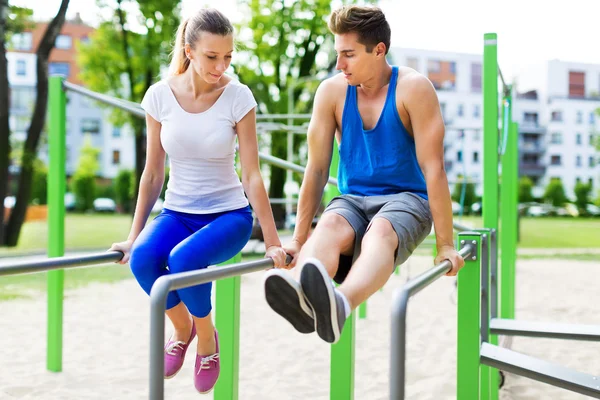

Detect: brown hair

[328,5,391,54]
[169,8,234,76]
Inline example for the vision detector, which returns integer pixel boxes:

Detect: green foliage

[5,6,34,42]
[573,182,592,213]
[72,136,99,212]
[451,177,477,213]
[543,178,568,207]
[30,159,47,205]
[518,176,534,203]
[114,169,134,213]
[160,167,169,200]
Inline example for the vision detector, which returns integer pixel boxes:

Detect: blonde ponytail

[168,9,234,76]
[169,18,191,76]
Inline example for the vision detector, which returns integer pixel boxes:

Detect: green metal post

[456,232,482,400]
[483,33,500,400]
[508,122,519,319]
[326,140,355,399]
[47,76,66,372]
[214,252,243,400]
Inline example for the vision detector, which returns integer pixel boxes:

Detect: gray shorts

[323,192,433,284]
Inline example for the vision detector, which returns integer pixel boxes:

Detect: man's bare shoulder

[315,73,347,97]
[396,66,437,101]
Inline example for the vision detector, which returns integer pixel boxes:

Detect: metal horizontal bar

[256,151,337,186]
[0,251,124,276]
[149,254,288,399]
[63,81,145,119]
[480,343,600,398]
[389,243,474,399]
[453,221,472,232]
[490,318,600,341]
[256,114,311,120]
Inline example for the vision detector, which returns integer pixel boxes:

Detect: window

[9,87,35,111]
[406,57,419,71]
[55,34,72,50]
[523,112,538,126]
[112,126,121,137]
[449,61,457,74]
[473,104,480,118]
[81,119,101,134]
[471,63,482,92]
[550,132,562,144]
[590,134,596,146]
[16,60,26,76]
[457,104,464,117]
[577,111,583,124]
[576,155,582,167]
[49,62,70,77]
[576,133,582,145]
[550,155,561,165]
[112,150,121,165]
[551,111,563,122]
[457,150,463,162]
[473,151,479,163]
[590,156,596,168]
[80,35,90,45]
[568,71,585,98]
[589,112,596,125]
[428,60,441,73]
[10,32,32,51]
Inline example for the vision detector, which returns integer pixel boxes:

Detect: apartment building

[7,14,135,179]
[390,47,600,200]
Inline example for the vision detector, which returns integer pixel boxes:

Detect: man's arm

[292,79,339,246]
[404,74,464,275]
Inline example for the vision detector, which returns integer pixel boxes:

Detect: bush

[543,178,568,207]
[114,169,134,213]
[72,136,99,212]
[518,176,534,203]
[30,158,48,205]
[574,182,592,214]
[451,177,477,214]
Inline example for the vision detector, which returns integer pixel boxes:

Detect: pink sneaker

[164,323,196,379]
[194,330,220,394]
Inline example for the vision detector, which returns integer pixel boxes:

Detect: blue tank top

[338,66,428,200]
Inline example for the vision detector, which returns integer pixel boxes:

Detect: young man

[264,5,465,344]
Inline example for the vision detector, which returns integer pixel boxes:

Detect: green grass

[455,216,600,248]
[517,253,600,262]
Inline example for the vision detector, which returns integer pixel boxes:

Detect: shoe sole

[300,260,340,343]
[265,272,315,334]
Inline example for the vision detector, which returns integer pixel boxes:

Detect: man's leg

[294,212,356,279]
[337,217,397,310]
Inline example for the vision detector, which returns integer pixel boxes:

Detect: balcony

[519,122,546,134]
[519,140,545,154]
[519,163,546,177]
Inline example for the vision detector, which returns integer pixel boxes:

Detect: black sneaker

[300,258,347,344]
[264,269,315,334]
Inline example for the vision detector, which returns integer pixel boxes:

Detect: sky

[13,0,600,92]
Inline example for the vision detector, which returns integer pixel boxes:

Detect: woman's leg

[129,210,193,341]
[167,207,252,355]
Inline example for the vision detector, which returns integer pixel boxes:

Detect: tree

[518,176,534,203]
[114,169,134,213]
[77,0,180,210]
[573,182,591,214]
[72,136,99,212]
[543,178,568,207]
[1,1,69,247]
[234,0,372,224]
[0,4,33,245]
[451,177,477,214]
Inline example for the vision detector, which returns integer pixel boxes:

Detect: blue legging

[129,206,253,317]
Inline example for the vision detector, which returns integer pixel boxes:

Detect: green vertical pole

[483,33,499,400]
[47,76,66,372]
[457,232,481,400]
[326,140,355,399]
[500,96,512,323]
[214,252,243,400]
[508,122,519,320]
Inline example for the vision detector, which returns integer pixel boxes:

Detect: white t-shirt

[140,79,256,214]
